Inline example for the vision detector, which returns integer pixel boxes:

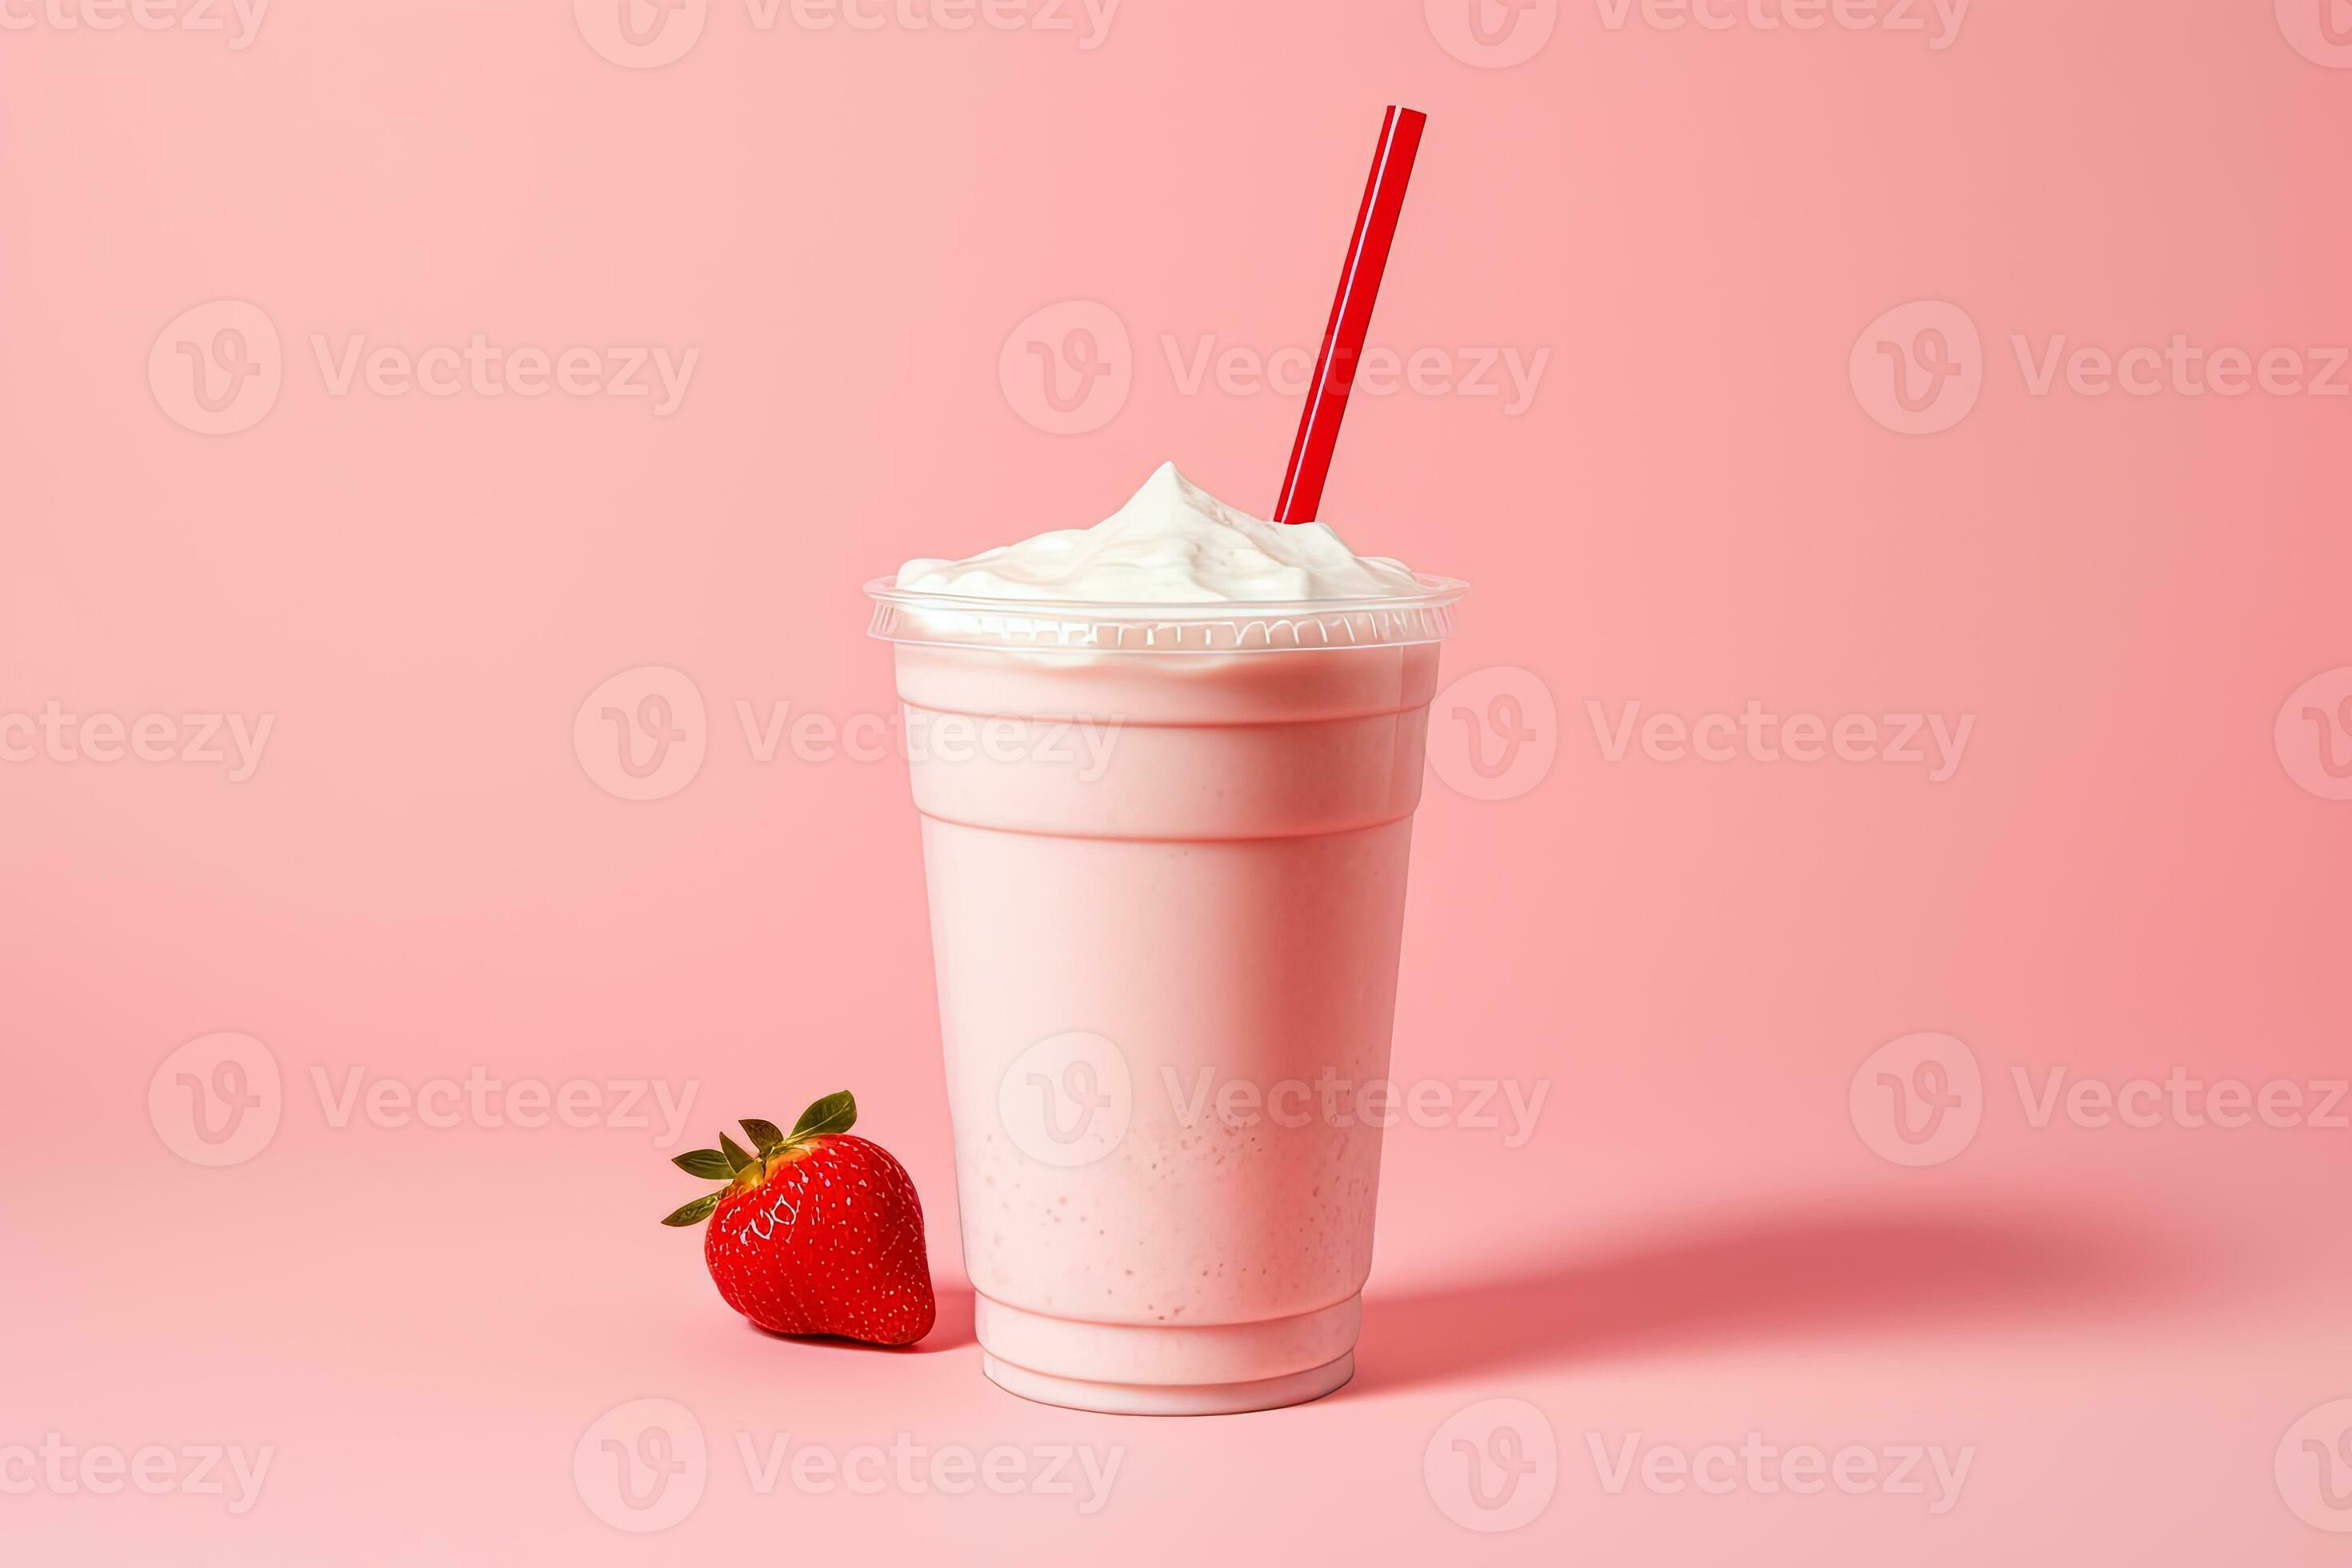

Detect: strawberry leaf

[718,1133,754,1174]
[740,1119,786,1154]
[672,1149,732,1180]
[661,1192,723,1227]
[790,1091,856,1142]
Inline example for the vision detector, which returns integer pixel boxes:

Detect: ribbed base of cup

[973,1293,1362,1416]
[981,1350,1355,1416]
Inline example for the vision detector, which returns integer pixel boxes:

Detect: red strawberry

[662,1092,935,1347]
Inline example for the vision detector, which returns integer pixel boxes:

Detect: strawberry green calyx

[659,1091,859,1226]
[660,1191,725,1227]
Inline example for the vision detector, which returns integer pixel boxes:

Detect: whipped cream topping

[894,462,1426,605]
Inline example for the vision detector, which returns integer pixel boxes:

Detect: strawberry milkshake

[870,464,1462,1414]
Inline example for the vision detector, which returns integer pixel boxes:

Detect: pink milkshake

[870,465,1461,1414]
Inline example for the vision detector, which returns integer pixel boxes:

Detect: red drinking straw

[1273,106,1429,526]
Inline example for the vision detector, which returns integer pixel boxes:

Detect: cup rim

[863,574,1467,654]
[863,573,1468,618]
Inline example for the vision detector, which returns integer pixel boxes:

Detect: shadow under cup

[867,580,1464,1415]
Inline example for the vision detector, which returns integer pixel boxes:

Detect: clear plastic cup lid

[864,574,1466,654]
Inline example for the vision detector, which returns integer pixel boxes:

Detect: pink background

[6,0,2351,1561]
